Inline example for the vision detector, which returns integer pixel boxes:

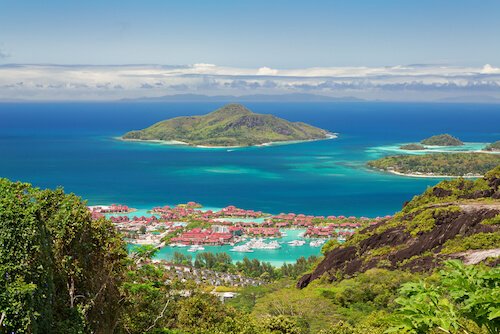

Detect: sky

[1,0,499,101]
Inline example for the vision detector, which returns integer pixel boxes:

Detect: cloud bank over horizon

[1,63,500,102]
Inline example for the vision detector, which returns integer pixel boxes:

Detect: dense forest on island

[368,153,500,176]
[420,134,464,146]
[399,143,426,150]
[1,166,499,333]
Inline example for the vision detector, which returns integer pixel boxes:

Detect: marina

[98,201,376,265]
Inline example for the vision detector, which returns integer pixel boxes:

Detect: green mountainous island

[122,103,333,147]
[398,134,464,150]
[420,133,464,146]
[368,152,500,177]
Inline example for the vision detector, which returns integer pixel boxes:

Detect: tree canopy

[0,178,127,333]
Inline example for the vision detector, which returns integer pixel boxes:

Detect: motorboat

[230,245,254,252]
[309,239,326,247]
[288,240,306,246]
[187,245,205,252]
[245,239,281,250]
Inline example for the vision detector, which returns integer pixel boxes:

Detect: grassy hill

[122,103,331,147]
[298,165,500,289]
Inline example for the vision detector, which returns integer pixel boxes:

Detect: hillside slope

[298,165,500,288]
[122,103,331,147]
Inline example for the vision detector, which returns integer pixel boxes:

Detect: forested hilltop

[122,103,331,147]
[1,167,499,333]
[420,134,464,146]
[368,152,500,177]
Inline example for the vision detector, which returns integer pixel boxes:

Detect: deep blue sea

[1,102,499,217]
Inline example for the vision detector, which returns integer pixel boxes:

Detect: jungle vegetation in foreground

[368,152,500,176]
[1,165,499,333]
[122,103,331,147]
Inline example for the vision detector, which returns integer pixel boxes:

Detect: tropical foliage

[368,153,500,176]
[173,251,318,281]
[389,261,499,334]
[0,178,126,333]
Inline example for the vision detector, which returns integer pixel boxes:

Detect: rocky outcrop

[298,166,500,289]
[433,187,453,198]
[453,248,500,265]
[298,207,498,288]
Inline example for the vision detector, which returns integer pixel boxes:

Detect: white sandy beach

[382,169,482,179]
[118,133,338,149]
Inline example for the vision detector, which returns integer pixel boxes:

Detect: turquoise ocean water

[1,102,499,264]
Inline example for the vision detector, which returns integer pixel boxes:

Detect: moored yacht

[245,239,281,250]
[288,240,306,246]
[309,239,326,247]
[187,245,205,252]
[230,244,254,252]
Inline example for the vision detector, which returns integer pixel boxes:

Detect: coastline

[378,142,500,155]
[117,137,191,146]
[117,133,338,149]
[373,168,482,179]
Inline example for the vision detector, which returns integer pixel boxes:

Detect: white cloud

[481,64,500,74]
[257,67,278,76]
[0,63,499,101]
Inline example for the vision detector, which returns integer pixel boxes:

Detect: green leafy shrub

[389,260,500,334]
[405,206,460,237]
[440,233,500,254]
[259,315,305,334]
[482,214,500,225]
[321,239,340,255]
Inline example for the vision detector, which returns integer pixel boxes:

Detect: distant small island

[483,141,500,152]
[367,153,500,177]
[399,143,425,150]
[122,103,333,147]
[420,134,464,146]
